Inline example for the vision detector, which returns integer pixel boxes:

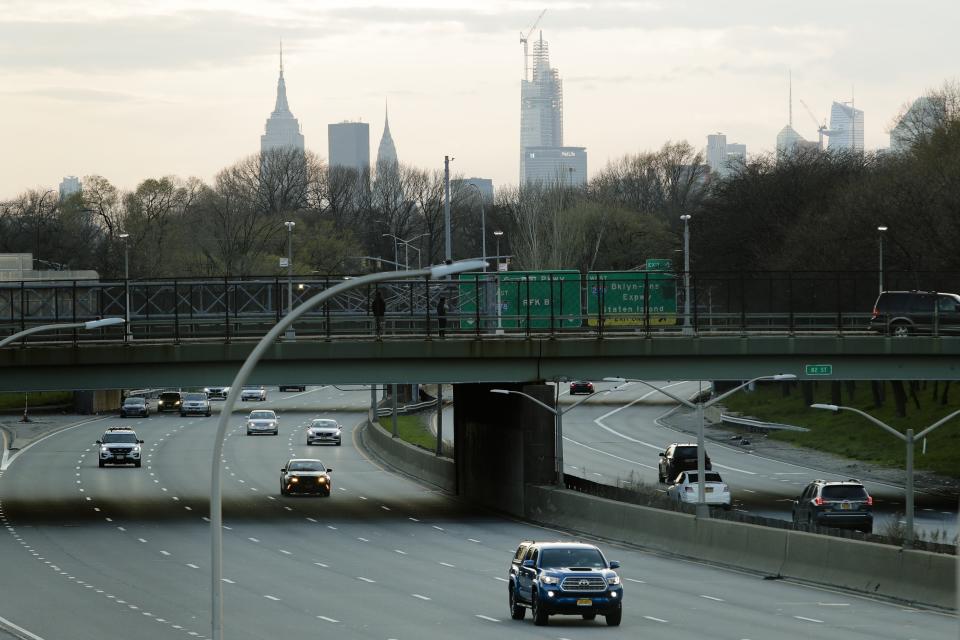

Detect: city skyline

[2,1,959,197]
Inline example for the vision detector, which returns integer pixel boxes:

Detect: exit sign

[805,364,833,376]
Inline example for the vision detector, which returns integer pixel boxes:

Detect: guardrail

[719,413,811,432]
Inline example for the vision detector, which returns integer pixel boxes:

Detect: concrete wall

[74,389,121,414]
[359,419,455,493]
[524,484,955,610]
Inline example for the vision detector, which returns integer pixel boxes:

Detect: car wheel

[180,413,186,417]
[509,586,525,620]
[891,322,911,337]
[531,594,548,626]
[336,441,342,446]
[98,460,105,468]
[605,605,622,626]
[582,613,596,620]
[134,460,141,468]
[246,430,252,436]
[280,487,287,496]
[206,412,211,417]
[120,413,126,418]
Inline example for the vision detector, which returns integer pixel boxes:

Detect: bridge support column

[453,382,554,516]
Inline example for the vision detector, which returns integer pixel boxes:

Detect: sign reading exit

[805,364,833,376]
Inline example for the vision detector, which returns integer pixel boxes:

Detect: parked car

[246,410,278,435]
[666,470,731,509]
[204,386,230,400]
[180,392,211,417]
[96,427,143,468]
[279,384,307,392]
[508,540,622,627]
[792,478,873,533]
[120,396,149,418]
[280,458,332,496]
[869,290,960,336]
[157,391,182,413]
[569,381,594,395]
[658,443,711,483]
[306,419,342,446]
[240,386,267,402]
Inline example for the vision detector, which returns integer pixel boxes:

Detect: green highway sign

[805,364,833,376]
[586,271,677,327]
[645,258,673,271]
[458,271,581,329]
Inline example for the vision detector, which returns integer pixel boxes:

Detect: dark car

[280,458,332,496]
[120,396,150,418]
[279,385,307,392]
[658,443,711,483]
[569,381,594,395]
[869,290,960,336]
[508,541,623,627]
[157,391,182,413]
[792,479,873,533]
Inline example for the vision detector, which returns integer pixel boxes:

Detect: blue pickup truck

[508,540,623,626]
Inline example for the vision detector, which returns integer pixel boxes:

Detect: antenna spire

[788,69,792,127]
[280,39,284,77]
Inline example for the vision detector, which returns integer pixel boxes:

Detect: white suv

[181,392,212,417]
[97,428,144,468]
[240,386,267,402]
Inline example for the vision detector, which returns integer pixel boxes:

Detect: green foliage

[723,382,960,478]
[0,391,73,411]
[377,414,438,451]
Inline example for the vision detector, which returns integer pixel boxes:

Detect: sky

[2,0,959,198]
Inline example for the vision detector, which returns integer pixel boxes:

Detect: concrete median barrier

[358,420,455,493]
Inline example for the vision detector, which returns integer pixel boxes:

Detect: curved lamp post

[810,402,960,547]
[490,385,597,485]
[605,374,796,518]
[210,259,486,640]
[0,317,125,348]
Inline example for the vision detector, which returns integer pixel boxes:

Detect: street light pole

[0,317,125,348]
[491,387,597,485]
[878,225,888,294]
[208,259,486,640]
[680,214,692,335]
[118,233,132,340]
[605,374,796,518]
[284,221,296,340]
[810,403,960,547]
[493,231,504,333]
[444,155,453,263]
[35,189,54,267]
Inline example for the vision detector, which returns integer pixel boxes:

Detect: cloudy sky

[2,0,958,197]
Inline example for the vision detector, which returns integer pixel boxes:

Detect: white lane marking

[117,527,126,532]
[159,550,171,556]
[409,517,419,522]
[475,615,499,622]
[395,549,407,555]
[306,517,318,523]
[316,616,339,623]
[563,437,655,469]
[327,526,337,531]
[263,595,280,601]
[468,538,481,543]
[358,496,367,500]
[357,537,369,543]
[494,577,508,582]
[700,594,724,602]
[411,594,431,601]
[439,562,455,568]
[625,577,645,583]
[279,550,292,555]
[817,602,850,607]
[357,577,375,583]
[381,505,391,511]
[221,578,235,584]
[794,616,823,623]
[433,525,444,531]
[248,537,260,543]
[186,564,199,569]
[644,615,669,623]
[314,562,328,568]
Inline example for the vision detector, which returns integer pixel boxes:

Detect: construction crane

[520,8,547,81]
[799,99,828,149]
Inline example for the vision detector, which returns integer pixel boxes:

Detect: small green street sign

[805,364,833,376]
[645,258,673,271]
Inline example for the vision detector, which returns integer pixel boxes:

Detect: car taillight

[814,496,824,506]
[866,496,873,506]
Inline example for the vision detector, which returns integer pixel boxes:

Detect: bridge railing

[1,270,958,345]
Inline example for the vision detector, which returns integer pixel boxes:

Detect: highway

[0,386,955,640]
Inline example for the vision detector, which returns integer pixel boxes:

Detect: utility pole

[444,155,452,263]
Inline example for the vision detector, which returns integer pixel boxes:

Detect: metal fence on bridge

[2,270,959,345]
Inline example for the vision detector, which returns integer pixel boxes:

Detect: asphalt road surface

[0,386,955,639]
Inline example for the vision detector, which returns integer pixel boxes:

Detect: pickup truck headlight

[540,575,559,585]
[607,575,620,585]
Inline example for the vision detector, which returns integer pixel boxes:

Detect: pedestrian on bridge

[437,296,447,337]
[372,289,386,339]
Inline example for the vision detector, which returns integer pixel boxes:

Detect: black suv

[792,479,873,533]
[658,443,711,483]
[508,541,623,627]
[157,391,182,413]
[869,290,960,336]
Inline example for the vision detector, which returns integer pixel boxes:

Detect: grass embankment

[377,414,437,451]
[723,383,960,478]
[0,391,73,411]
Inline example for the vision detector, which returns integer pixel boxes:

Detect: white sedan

[306,419,342,446]
[666,471,731,509]
[246,410,278,435]
[240,385,267,402]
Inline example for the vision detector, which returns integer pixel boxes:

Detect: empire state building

[260,47,304,153]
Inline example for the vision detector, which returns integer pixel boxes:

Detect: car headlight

[158,401,164,406]
[318,477,328,483]
[540,575,559,585]
[247,422,254,427]
[607,575,620,585]
[203,388,210,393]
[101,446,110,453]
[290,477,299,483]
[132,445,141,453]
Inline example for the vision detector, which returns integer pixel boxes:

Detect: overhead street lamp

[0,317,125,348]
[490,386,597,485]
[877,225,888,294]
[605,374,796,518]
[810,403,960,547]
[209,258,487,640]
[284,221,296,340]
[383,233,428,270]
[680,214,692,335]
[118,233,132,341]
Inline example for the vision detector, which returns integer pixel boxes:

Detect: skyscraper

[706,134,746,176]
[826,101,864,152]
[375,103,398,170]
[519,32,586,186]
[59,176,81,200]
[260,45,305,153]
[328,121,370,173]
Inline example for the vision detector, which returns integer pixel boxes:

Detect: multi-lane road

[0,386,955,639]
